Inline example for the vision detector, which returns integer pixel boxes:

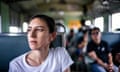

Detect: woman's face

[27,18,55,50]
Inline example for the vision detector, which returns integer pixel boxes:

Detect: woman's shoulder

[10,52,28,65]
[49,47,68,59]
[50,47,73,71]
[50,47,70,60]
[50,47,67,54]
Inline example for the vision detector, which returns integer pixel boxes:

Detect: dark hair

[81,19,85,26]
[29,14,56,48]
[70,29,74,33]
[29,14,56,33]
[90,27,100,35]
[82,29,88,34]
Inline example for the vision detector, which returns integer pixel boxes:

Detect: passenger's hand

[103,63,108,70]
[108,63,114,72]
[103,63,113,72]
[108,53,114,72]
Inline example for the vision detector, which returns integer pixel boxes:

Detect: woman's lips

[30,41,37,45]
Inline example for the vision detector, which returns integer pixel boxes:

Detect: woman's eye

[27,28,45,33]
[27,29,31,32]
[36,29,44,32]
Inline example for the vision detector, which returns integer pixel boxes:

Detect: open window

[94,17,104,32]
[112,12,120,33]
[85,20,91,26]
[0,16,1,33]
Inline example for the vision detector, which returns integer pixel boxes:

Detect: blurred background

[0,0,120,72]
[0,0,120,33]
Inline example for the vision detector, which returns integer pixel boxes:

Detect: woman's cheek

[38,34,50,43]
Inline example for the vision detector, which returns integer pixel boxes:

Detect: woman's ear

[50,32,56,41]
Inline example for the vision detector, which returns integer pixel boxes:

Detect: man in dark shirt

[87,27,113,72]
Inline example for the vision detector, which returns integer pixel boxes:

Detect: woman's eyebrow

[28,26,45,28]
[35,26,45,28]
[28,26,32,28]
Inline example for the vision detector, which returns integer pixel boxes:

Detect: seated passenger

[9,15,73,72]
[87,27,114,72]
[112,46,120,72]
[66,29,75,49]
[75,30,89,72]
[66,29,76,57]
[76,30,88,61]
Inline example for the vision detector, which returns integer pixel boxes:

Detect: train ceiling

[1,0,120,17]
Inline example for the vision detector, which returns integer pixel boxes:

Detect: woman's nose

[30,30,36,38]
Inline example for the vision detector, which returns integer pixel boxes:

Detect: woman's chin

[30,46,42,51]
[30,46,38,50]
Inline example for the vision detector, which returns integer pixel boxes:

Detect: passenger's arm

[108,53,113,65]
[64,67,71,72]
[108,53,114,72]
[88,51,108,69]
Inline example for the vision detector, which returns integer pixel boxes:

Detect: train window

[94,17,104,32]
[85,20,91,26]
[0,16,1,33]
[9,26,20,33]
[112,12,120,32]
[22,22,28,32]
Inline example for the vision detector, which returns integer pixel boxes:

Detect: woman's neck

[26,47,49,66]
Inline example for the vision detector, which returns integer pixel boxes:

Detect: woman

[9,15,73,72]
